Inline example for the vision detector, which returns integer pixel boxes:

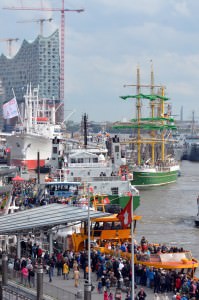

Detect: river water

[135,160,199,275]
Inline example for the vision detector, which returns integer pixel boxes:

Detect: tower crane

[17,18,53,36]
[0,38,19,57]
[4,1,84,103]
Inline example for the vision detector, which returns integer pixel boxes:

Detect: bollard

[84,283,91,300]
[37,264,43,300]
[2,254,8,286]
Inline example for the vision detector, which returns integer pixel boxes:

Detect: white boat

[6,85,63,170]
[49,134,140,210]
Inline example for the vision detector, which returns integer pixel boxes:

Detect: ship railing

[68,162,110,168]
[155,166,171,172]
[85,176,123,182]
[65,176,124,183]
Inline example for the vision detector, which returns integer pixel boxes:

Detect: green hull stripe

[131,170,178,187]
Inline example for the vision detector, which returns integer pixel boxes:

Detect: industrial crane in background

[17,18,53,36]
[0,38,19,57]
[4,0,84,103]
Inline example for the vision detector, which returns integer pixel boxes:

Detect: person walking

[48,259,55,282]
[63,261,69,280]
[21,266,28,286]
[74,268,80,288]
[28,266,35,288]
[104,290,109,300]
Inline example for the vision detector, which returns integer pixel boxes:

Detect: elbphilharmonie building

[0,30,60,130]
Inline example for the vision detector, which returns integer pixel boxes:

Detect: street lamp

[84,183,93,300]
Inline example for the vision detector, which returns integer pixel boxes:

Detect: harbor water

[136,160,199,276]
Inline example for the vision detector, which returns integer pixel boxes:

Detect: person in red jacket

[37,247,43,258]
[176,292,181,300]
[104,290,109,300]
[175,276,182,292]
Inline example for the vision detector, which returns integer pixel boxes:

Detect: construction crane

[17,18,53,36]
[4,1,84,102]
[0,38,19,57]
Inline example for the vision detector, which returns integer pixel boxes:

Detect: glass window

[53,147,57,154]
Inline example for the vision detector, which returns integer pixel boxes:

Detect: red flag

[117,196,132,228]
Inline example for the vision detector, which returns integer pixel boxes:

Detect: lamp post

[37,151,40,184]
[131,196,135,300]
[84,183,92,300]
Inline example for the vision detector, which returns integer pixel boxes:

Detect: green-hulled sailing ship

[114,66,180,188]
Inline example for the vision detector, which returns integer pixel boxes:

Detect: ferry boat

[134,249,198,278]
[6,85,63,170]
[70,213,198,275]
[70,213,142,252]
[114,66,180,188]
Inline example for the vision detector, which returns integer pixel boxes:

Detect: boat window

[111,222,122,229]
[111,187,119,195]
[53,147,57,154]
[103,222,112,229]
[115,145,119,152]
[77,158,83,163]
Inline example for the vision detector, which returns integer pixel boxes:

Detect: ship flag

[117,196,132,228]
[3,98,19,119]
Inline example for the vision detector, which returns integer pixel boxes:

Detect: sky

[0,0,199,123]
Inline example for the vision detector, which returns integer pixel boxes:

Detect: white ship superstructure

[54,136,137,197]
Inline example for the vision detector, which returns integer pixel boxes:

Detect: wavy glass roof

[0,204,109,234]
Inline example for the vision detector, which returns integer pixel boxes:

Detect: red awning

[12,175,25,182]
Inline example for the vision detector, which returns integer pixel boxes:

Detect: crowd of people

[7,241,199,300]
[11,180,38,209]
[11,180,70,208]
[6,181,199,299]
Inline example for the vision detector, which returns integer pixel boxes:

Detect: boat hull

[131,170,178,188]
[108,195,140,211]
[6,133,52,170]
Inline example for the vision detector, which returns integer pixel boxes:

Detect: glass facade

[0,30,60,105]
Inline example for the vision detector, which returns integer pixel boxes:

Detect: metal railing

[7,269,78,300]
[2,285,35,300]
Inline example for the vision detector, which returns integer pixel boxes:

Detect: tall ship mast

[114,66,180,188]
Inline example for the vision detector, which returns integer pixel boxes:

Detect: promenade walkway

[41,268,174,300]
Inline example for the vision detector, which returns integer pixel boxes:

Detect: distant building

[0,79,5,131]
[0,30,60,131]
